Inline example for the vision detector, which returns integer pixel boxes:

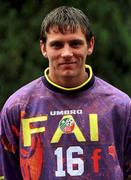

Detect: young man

[0,6,131,180]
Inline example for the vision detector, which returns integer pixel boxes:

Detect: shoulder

[95,77,129,99]
[1,77,44,111]
[93,77,131,110]
[93,76,131,123]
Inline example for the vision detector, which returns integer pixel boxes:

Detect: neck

[48,72,88,88]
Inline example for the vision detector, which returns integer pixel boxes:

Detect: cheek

[47,49,60,60]
[47,53,60,68]
[74,51,87,62]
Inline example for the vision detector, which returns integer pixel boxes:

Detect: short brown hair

[40,6,93,43]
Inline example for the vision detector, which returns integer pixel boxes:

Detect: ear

[87,36,95,56]
[40,40,47,58]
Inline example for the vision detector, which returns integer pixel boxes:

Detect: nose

[61,44,73,58]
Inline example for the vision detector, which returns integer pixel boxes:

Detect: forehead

[45,26,86,42]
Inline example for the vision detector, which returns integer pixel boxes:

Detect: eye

[50,41,63,49]
[69,40,84,48]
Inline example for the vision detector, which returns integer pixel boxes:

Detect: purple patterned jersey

[0,65,131,180]
[0,147,4,179]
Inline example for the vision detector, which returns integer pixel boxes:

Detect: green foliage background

[0,0,131,108]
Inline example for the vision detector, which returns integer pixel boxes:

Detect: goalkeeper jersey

[0,65,131,180]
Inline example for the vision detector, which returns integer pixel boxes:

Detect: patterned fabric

[0,148,4,179]
[0,65,131,180]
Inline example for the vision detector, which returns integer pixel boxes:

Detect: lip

[59,62,77,66]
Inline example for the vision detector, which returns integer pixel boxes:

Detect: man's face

[40,26,94,86]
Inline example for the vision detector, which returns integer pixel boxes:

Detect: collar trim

[42,64,95,94]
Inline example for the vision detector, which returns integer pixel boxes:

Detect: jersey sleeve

[123,101,131,180]
[0,139,4,180]
[0,105,23,180]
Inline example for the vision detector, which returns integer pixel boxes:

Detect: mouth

[59,62,77,66]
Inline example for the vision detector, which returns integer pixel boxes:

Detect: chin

[61,71,76,78]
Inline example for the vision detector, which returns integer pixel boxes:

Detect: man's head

[40,6,94,88]
[40,6,93,44]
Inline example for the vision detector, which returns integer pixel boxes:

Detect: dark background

[0,0,131,108]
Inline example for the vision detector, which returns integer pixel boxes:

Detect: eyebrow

[49,41,63,46]
[49,39,84,45]
[69,39,84,45]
